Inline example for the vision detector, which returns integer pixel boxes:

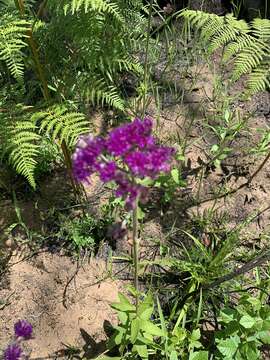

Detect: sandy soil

[0,254,120,358]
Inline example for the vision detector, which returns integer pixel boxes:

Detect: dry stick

[16,0,81,198]
[199,149,270,205]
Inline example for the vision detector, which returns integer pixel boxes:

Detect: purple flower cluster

[4,344,22,360]
[73,118,175,209]
[4,320,33,360]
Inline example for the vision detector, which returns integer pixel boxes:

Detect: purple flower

[72,135,106,182]
[106,118,154,156]
[14,320,33,340]
[97,161,117,182]
[4,344,22,360]
[72,118,175,208]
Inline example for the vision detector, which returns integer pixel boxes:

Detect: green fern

[63,0,124,22]
[0,13,30,82]
[0,108,40,189]
[181,10,270,94]
[34,105,90,147]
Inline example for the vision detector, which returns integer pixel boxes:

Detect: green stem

[132,200,139,313]
[141,0,154,118]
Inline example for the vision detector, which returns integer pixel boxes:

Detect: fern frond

[34,105,90,147]
[63,0,124,22]
[252,18,270,41]
[247,65,270,94]
[83,79,125,111]
[181,9,270,94]
[0,14,30,82]
[1,111,40,188]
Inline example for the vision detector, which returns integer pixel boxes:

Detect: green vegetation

[1,1,270,359]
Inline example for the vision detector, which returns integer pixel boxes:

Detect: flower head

[14,320,33,340]
[72,135,106,182]
[4,344,22,360]
[73,118,175,209]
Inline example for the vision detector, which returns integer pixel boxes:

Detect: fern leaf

[64,0,124,22]
[84,79,125,110]
[35,105,90,147]
[0,14,30,82]
[180,9,270,94]
[2,115,40,188]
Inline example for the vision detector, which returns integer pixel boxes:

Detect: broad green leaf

[170,350,178,360]
[239,315,256,329]
[262,320,270,331]
[217,335,240,358]
[111,293,135,312]
[173,327,187,342]
[138,293,154,320]
[114,328,125,346]
[117,310,128,325]
[189,351,209,360]
[258,330,270,344]
[140,320,165,336]
[190,329,201,341]
[219,308,236,324]
[131,318,140,344]
[118,292,132,305]
[133,344,148,358]
[246,297,261,311]
[110,302,135,312]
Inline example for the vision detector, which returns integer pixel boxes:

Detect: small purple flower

[4,344,22,360]
[72,135,106,182]
[14,320,33,340]
[97,161,117,182]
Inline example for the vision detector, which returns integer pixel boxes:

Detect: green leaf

[113,328,125,346]
[239,315,256,329]
[219,308,237,324]
[190,329,201,341]
[111,302,135,312]
[211,144,219,153]
[189,351,209,360]
[262,320,270,331]
[217,335,240,358]
[140,320,165,336]
[133,344,148,358]
[170,350,178,360]
[157,297,167,335]
[171,168,180,184]
[258,330,270,344]
[111,293,135,312]
[131,318,140,344]
[137,206,145,220]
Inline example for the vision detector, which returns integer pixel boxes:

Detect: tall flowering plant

[73,118,175,309]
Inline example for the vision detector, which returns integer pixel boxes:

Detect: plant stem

[132,200,139,313]
[141,0,154,118]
